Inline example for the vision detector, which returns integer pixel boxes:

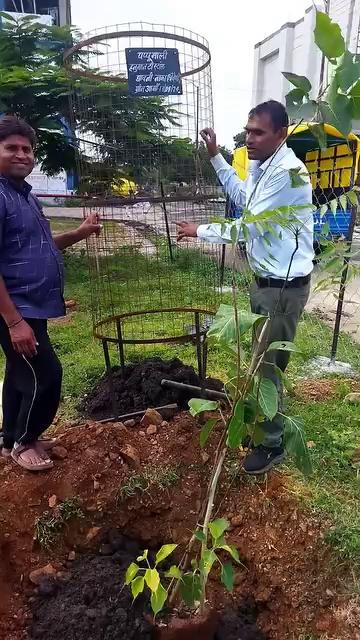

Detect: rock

[51,446,68,460]
[93,480,101,491]
[307,440,316,449]
[85,526,102,543]
[119,444,140,468]
[99,543,113,556]
[146,424,157,436]
[231,515,243,527]
[124,419,136,428]
[161,420,169,428]
[140,408,163,427]
[344,392,360,404]
[68,551,76,561]
[201,452,210,464]
[85,608,98,620]
[109,452,118,461]
[95,427,104,436]
[48,494,57,508]
[139,431,145,437]
[107,529,124,552]
[29,564,57,585]
[56,571,71,582]
[37,579,58,598]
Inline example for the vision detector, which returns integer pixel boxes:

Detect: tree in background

[233,131,246,149]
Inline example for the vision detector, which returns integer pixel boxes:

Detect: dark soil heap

[29,530,265,640]
[80,357,223,420]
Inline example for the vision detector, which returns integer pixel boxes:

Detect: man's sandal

[11,444,54,471]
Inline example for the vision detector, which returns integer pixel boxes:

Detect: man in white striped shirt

[177,101,314,474]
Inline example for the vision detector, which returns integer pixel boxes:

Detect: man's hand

[77,213,102,241]
[200,128,218,157]
[176,221,199,241]
[9,320,37,358]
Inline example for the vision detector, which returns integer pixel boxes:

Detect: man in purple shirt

[0,115,101,471]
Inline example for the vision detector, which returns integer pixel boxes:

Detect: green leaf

[218,544,241,564]
[249,423,266,447]
[347,190,358,206]
[209,518,230,541]
[258,377,278,420]
[150,583,168,616]
[0,11,17,21]
[227,400,246,449]
[339,193,348,211]
[125,562,139,585]
[180,573,202,607]
[136,550,148,562]
[336,50,360,91]
[320,203,328,218]
[165,565,182,580]
[207,304,265,344]
[244,397,257,425]
[200,418,218,448]
[289,167,308,188]
[194,529,206,542]
[349,80,360,118]
[155,544,177,565]
[131,576,145,600]
[309,123,327,150]
[282,72,311,93]
[266,341,300,353]
[330,199,338,215]
[188,398,219,417]
[145,568,160,593]
[314,11,345,61]
[319,95,352,138]
[230,223,238,244]
[221,562,234,592]
[283,415,313,476]
[200,549,217,578]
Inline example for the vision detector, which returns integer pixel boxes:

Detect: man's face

[245,113,287,162]
[0,134,35,180]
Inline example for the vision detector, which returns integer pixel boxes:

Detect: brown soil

[0,414,359,640]
[294,377,360,402]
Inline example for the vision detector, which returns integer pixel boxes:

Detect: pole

[160,181,173,262]
[330,203,357,361]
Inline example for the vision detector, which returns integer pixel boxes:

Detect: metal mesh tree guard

[65,23,224,377]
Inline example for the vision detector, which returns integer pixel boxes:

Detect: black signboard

[125,48,183,97]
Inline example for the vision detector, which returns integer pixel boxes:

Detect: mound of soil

[80,357,223,420]
[29,531,265,640]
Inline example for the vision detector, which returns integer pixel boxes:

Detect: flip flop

[11,444,54,472]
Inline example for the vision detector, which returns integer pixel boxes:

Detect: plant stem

[200,444,227,614]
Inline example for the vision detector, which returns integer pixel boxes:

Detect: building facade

[252,1,360,106]
[0,0,71,26]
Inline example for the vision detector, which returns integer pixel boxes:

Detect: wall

[252,2,360,112]
[252,7,322,106]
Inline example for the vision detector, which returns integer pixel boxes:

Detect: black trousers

[250,281,310,448]
[0,318,62,449]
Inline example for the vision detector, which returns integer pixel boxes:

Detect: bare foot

[11,445,54,471]
[35,440,54,463]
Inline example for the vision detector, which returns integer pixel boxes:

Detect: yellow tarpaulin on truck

[232,123,360,188]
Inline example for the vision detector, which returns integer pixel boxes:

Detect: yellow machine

[111,177,137,197]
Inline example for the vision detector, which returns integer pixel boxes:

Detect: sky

[71,0,311,148]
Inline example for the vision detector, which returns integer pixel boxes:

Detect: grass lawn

[1,217,359,572]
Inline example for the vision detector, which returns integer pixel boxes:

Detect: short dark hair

[249,100,289,131]
[0,115,37,147]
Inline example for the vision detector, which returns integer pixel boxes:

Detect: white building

[252,1,360,106]
[0,1,71,26]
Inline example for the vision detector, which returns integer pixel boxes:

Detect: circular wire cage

[65,23,225,370]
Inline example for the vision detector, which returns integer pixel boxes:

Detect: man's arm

[201,128,246,208]
[53,213,101,250]
[0,276,37,357]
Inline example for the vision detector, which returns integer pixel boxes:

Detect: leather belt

[255,274,311,289]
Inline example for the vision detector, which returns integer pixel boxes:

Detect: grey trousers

[250,280,310,448]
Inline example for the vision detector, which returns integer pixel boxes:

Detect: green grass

[35,496,84,549]
[287,394,360,564]
[118,464,180,501]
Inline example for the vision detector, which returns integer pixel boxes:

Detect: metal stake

[160,181,173,262]
[102,339,118,420]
